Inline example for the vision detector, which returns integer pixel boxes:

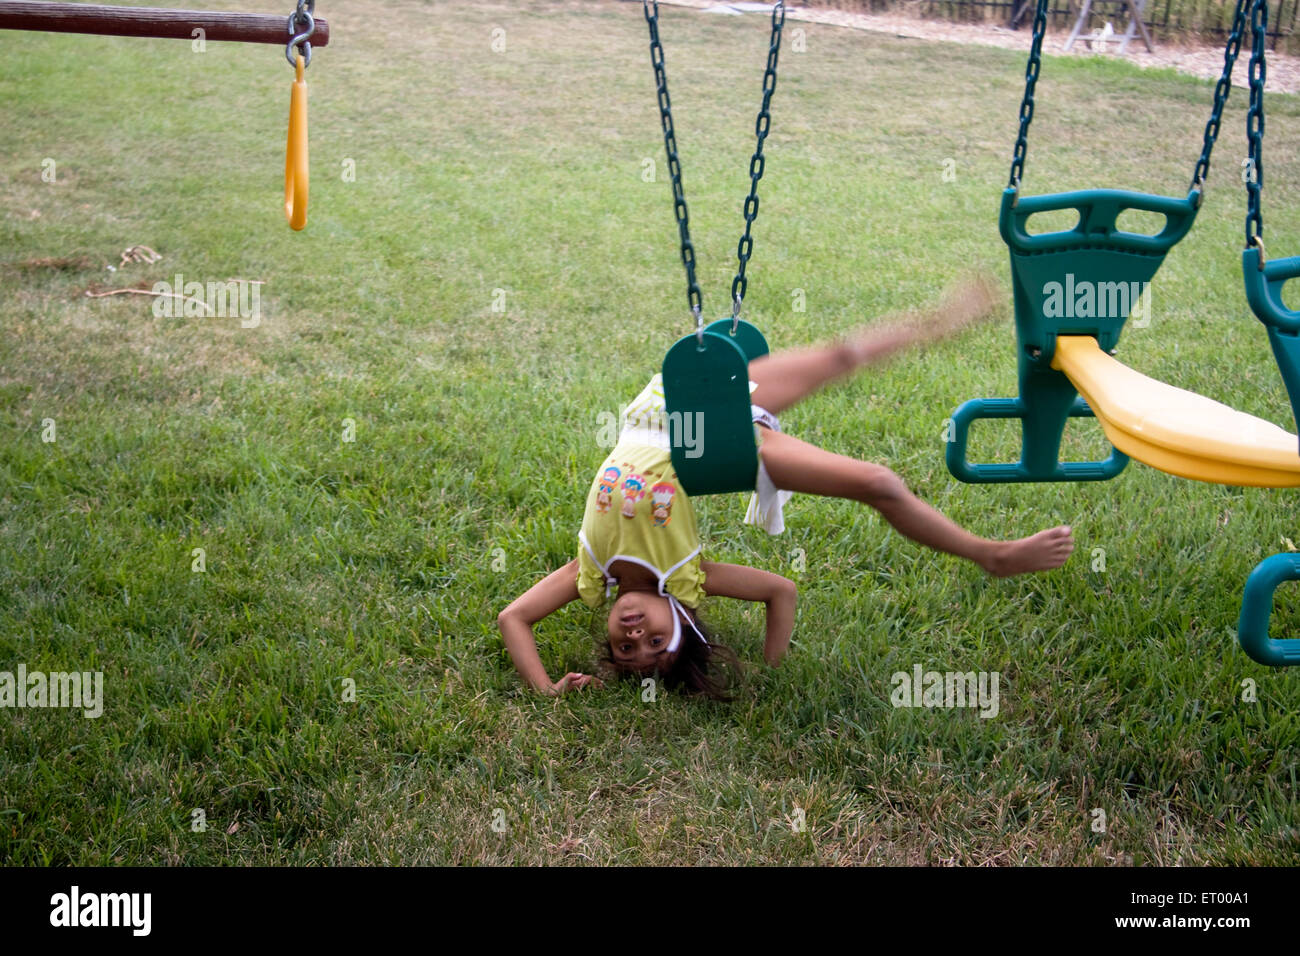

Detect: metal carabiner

[730,295,743,335]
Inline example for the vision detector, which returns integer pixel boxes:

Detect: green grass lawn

[1,0,1298,865]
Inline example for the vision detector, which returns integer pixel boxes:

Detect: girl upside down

[498,278,1074,698]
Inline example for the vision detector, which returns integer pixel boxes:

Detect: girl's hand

[549,672,604,695]
[498,559,582,692]
[929,275,1003,338]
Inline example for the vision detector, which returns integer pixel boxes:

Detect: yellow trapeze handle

[284,53,308,231]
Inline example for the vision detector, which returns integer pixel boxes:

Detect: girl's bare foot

[981,526,1075,577]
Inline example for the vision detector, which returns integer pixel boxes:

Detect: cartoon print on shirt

[650,482,676,527]
[596,464,621,514]
[620,468,647,518]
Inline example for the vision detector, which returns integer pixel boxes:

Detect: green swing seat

[1236,249,1300,666]
[942,0,1300,666]
[642,0,785,498]
[947,186,1199,483]
[1244,246,1300,451]
[662,318,770,497]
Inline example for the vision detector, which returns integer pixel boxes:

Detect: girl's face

[606,591,680,674]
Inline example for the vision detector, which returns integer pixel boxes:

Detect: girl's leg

[748,276,999,416]
[746,340,860,418]
[756,428,1073,576]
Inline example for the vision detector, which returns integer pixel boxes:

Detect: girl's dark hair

[599,609,743,702]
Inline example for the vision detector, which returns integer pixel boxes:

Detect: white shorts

[746,404,793,535]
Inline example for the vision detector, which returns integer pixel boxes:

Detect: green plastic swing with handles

[1238,0,1300,666]
[945,0,1253,484]
[643,0,785,497]
[945,0,1300,665]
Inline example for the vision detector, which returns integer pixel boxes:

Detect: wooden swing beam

[0,1,330,47]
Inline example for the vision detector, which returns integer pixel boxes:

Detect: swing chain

[286,0,316,68]
[1007,0,1048,192]
[731,0,785,324]
[1191,0,1251,196]
[644,1,703,322]
[1246,0,1267,250]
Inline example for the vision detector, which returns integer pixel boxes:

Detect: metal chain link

[645,0,702,325]
[1010,0,1250,196]
[1008,0,1048,191]
[1190,0,1251,195]
[1246,0,1267,248]
[644,0,783,327]
[731,0,785,321]
[286,0,316,69]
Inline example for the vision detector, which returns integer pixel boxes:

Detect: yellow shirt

[577,375,706,609]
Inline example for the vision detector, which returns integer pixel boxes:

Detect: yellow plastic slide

[1051,335,1300,488]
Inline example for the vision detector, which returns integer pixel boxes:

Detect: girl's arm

[498,559,593,694]
[700,562,797,666]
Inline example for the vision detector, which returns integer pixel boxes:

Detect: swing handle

[1243,247,1300,335]
[1238,553,1300,666]
[945,396,1129,484]
[284,53,308,230]
[1000,188,1200,256]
